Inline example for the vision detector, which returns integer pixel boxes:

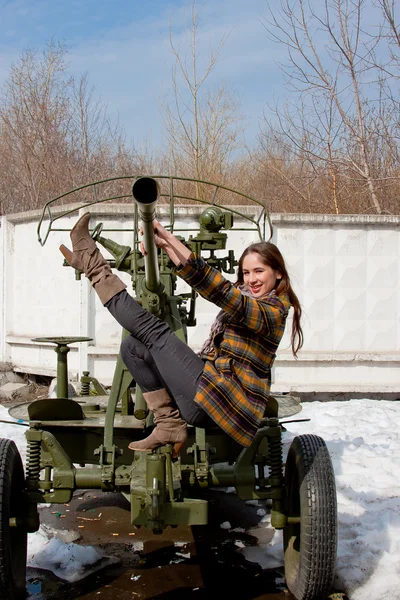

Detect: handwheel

[91,222,103,238]
[283,434,337,600]
[0,438,27,599]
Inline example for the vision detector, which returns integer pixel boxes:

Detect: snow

[2,399,400,598]
[28,532,119,582]
[239,399,400,599]
[287,399,400,600]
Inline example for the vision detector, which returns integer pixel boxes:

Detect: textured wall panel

[2,209,399,392]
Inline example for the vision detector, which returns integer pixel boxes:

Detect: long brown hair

[237,241,304,357]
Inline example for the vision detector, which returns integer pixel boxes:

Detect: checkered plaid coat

[175,254,291,447]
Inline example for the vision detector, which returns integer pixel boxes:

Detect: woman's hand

[139,220,191,266]
[153,220,170,244]
[139,220,170,255]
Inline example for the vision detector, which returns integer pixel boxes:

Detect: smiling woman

[242,258,279,297]
[60,205,304,452]
[237,241,303,356]
[241,251,281,298]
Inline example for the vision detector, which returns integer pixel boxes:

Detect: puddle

[25,489,344,599]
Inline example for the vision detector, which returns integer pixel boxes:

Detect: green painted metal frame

[22,175,292,532]
[37,175,273,247]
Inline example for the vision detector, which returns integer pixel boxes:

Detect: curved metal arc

[37,174,273,245]
[37,193,132,246]
[157,193,268,240]
[155,175,266,208]
[37,173,143,245]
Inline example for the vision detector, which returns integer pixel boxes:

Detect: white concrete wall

[1,205,399,394]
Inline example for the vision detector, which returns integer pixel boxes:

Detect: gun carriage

[0,176,337,600]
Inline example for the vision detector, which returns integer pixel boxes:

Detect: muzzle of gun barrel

[132,177,159,221]
[132,177,161,293]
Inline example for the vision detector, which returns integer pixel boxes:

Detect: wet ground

[26,489,295,600]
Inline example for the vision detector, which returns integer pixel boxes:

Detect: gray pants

[106,291,211,427]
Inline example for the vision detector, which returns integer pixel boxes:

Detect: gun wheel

[0,438,27,599]
[283,434,337,600]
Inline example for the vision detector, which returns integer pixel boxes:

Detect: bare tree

[161,0,245,197]
[377,0,400,53]
[263,0,390,214]
[374,1,400,207]
[255,93,349,213]
[0,41,150,215]
[0,42,73,212]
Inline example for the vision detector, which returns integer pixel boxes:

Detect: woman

[60,213,303,454]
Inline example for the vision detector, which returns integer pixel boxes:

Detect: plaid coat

[175,254,291,447]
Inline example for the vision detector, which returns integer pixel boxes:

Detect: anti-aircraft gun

[0,176,337,600]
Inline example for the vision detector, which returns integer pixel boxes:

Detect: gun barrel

[132,177,160,293]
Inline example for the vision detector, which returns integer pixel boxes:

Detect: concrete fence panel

[1,206,399,395]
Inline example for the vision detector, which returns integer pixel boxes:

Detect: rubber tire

[283,434,337,600]
[0,438,27,599]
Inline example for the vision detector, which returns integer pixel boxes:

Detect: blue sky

[0,0,287,148]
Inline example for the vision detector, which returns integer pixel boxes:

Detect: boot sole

[59,244,82,271]
[59,244,73,264]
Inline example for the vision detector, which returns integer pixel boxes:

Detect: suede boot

[128,389,187,456]
[60,212,126,305]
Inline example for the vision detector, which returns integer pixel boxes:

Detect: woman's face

[242,252,281,298]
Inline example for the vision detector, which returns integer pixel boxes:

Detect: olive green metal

[146,452,166,532]
[32,337,92,398]
[80,372,91,396]
[271,505,288,529]
[41,430,75,490]
[24,427,75,504]
[74,468,102,488]
[186,428,209,487]
[25,429,42,489]
[133,386,148,420]
[41,466,52,491]
[45,429,128,467]
[27,175,309,535]
[92,179,191,462]
[28,399,84,423]
[37,175,273,247]
[114,465,133,487]
[129,494,208,527]
[267,421,287,528]
[163,498,208,525]
[199,206,233,234]
[102,330,134,452]
[287,516,302,524]
[55,345,68,398]
[132,177,163,295]
[94,445,116,490]
[209,420,285,506]
[128,449,208,528]
[165,448,174,502]
[94,234,131,270]
[79,371,108,396]
[120,386,134,416]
